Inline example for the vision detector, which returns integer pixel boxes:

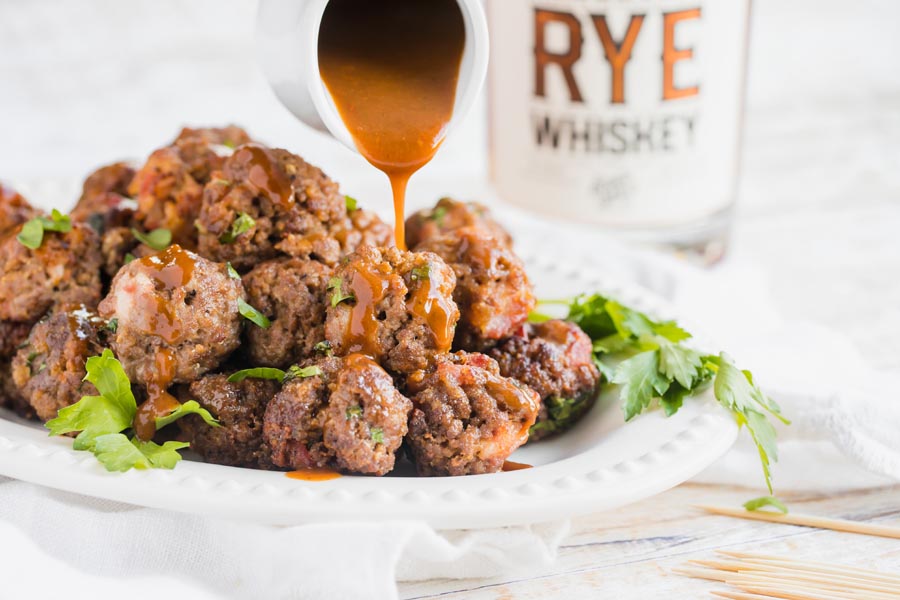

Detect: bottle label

[488,0,749,228]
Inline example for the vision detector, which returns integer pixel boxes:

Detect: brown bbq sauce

[343,265,390,357]
[286,468,342,482]
[318,0,466,249]
[406,263,455,351]
[232,143,294,208]
[129,246,197,440]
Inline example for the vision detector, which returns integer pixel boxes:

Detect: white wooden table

[2,1,898,598]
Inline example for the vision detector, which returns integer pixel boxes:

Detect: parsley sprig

[557,293,789,493]
[17,209,72,249]
[45,349,219,472]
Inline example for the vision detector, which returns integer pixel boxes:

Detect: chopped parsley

[314,340,333,356]
[557,293,789,493]
[228,365,322,384]
[106,318,118,333]
[345,195,358,212]
[346,405,363,419]
[327,277,354,307]
[410,264,431,282]
[131,227,172,251]
[370,427,384,444]
[284,365,322,381]
[237,298,271,329]
[219,212,255,243]
[226,262,241,281]
[44,349,217,472]
[17,209,72,249]
[744,496,789,514]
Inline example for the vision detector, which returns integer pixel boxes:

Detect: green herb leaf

[45,349,137,449]
[327,277,354,308]
[155,400,220,430]
[124,253,136,264]
[612,350,670,421]
[284,365,322,381]
[106,318,118,333]
[131,227,172,251]
[345,195,358,212]
[17,210,72,249]
[314,340,333,356]
[744,496,789,514]
[561,293,787,493]
[227,367,286,383]
[219,212,255,243]
[346,405,362,419]
[238,298,271,329]
[410,264,431,282]
[226,262,241,281]
[92,433,189,472]
[430,205,447,225]
[370,427,384,444]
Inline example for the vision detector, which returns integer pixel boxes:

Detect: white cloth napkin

[0,216,897,600]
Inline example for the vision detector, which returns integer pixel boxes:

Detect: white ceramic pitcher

[255,0,489,154]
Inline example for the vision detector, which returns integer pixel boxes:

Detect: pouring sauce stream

[318,0,466,250]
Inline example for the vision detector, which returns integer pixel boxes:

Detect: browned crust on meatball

[98,245,245,386]
[130,127,251,248]
[416,226,535,352]
[11,306,106,422]
[242,257,332,368]
[196,144,348,269]
[0,222,103,322]
[406,198,513,250]
[490,320,601,440]
[70,162,138,233]
[324,245,459,375]
[333,207,395,253]
[177,373,278,468]
[98,226,157,278]
[0,183,38,240]
[264,355,412,475]
[404,352,539,476]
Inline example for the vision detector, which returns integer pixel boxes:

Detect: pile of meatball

[0,127,601,477]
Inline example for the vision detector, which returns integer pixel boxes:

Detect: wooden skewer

[712,592,782,600]
[694,505,900,539]
[716,552,900,584]
[689,560,900,594]
[675,566,900,599]
[735,583,868,600]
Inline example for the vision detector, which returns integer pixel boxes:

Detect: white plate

[0,244,738,529]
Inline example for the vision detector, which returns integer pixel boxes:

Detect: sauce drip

[407,265,455,351]
[132,244,195,344]
[134,348,180,441]
[129,246,197,441]
[344,265,390,356]
[286,468,342,482]
[502,461,533,472]
[318,0,466,249]
[232,143,293,208]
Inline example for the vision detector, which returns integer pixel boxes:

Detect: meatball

[130,126,251,248]
[70,162,138,233]
[416,226,535,351]
[406,198,513,249]
[196,144,349,269]
[264,355,412,475]
[324,245,459,374]
[405,352,539,476]
[0,222,103,322]
[11,305,107,422]
[242,257,332,368]
[490,320,601,441]
[98,226,157,278]
[177,373,278,468]
[0,183,38,240]
[333,206,395,252]
[98,244,245,388]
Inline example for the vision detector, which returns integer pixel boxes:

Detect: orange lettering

[534,9,584,102]
[662,8,701,101]
[592,15,645,104]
